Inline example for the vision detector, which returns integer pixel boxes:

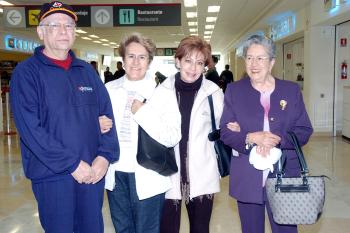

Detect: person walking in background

[9,1,119,233]
[160,36,224,233]
[205,55,220,86]
[100,33,181,233]
[220,64,234,92]
[113,61,126,80]
[220,34,313,233]
[90,60,100,75]
[90,61,99,73]
[104,66,114,83]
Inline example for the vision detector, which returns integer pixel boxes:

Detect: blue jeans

[107,171,165,233]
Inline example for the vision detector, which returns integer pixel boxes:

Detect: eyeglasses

[125,54,149,62]
[245,56,270,65]
[40,22,76,32]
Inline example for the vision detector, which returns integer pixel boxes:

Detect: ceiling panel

[1,0,311,55]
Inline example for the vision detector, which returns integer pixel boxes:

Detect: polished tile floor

[1,120,350,232]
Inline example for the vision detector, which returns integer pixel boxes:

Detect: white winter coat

[104,73,181,200]
[164,74,224,200]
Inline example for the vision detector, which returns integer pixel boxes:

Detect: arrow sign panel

[4,7,26,28]
[91,6,113,27]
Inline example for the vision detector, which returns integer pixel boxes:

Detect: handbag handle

[276,132,309,178]
[274,132,310,192]
[287,131,309,175]
[207,95,217,131]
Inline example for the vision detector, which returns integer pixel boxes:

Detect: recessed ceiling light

[188,21,198,26]
[75,29,87,34]
[205,25,215,30]
[0,1,13,5]
[189,28,198,32]
[206,17,217,23]
[109,42,117,45]
[100,39,109,42]
[186,12,197,18]
[93,40,102,43]
[208,6,220,13]
[0,8,3,13]
[204,31,212,35]
[184,0,197,7]
[89,35,99,38]
[204,35,211,39]
[81,37,92,40]
[102,44,109,46]
[190,33,198,36]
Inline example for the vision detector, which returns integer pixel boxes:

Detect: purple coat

[220,77,313,204]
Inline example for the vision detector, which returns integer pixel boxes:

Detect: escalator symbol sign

[119,9,134,25]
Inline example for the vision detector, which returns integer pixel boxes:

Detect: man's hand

[91,156,109,184]
[99,115,113,134]
[71,160,94,184]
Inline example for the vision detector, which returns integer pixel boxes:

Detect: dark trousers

[32,176,105,233]
[107,171,165,233]
[160,196,214,233]
[237,189,297,233]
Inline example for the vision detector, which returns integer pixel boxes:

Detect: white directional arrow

[6,10,22,26]
[95,9,110,25]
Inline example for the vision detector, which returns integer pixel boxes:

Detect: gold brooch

[280,100,287,110]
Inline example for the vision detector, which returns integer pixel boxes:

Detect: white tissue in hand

[249,146,282,172]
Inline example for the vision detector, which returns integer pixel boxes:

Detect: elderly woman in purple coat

[220,34,313,233]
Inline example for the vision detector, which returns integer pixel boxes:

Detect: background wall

[335,21,350,132]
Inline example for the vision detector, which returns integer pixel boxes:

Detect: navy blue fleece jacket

[10,46,119,182]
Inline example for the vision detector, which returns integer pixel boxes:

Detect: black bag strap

[287,131,309,175]
[277,132,309,176]
[207,95,217,131]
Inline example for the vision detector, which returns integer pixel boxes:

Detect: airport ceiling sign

[91,6,113,27]
[73,6,91,27]
[3,4,181,28]
[4,7,26,28]
[114,4,181,26]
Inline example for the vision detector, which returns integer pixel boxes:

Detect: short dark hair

[225,64,230,70]
[212,55,218,64]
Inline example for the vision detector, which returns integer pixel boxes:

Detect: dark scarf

[175,72,202,200]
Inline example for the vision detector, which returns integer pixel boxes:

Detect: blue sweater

[10,46,119,182]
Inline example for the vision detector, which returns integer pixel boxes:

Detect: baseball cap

[39,1,78,22]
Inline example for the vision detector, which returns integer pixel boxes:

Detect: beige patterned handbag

[265,132,326,225]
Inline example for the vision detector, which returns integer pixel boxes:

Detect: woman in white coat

[100,33,181,233]
[160,36,224,233]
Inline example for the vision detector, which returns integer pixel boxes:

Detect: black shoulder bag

[207,95,232,177]
[136,100,178,176]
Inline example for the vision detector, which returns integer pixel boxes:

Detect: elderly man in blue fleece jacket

[9,1,119,233]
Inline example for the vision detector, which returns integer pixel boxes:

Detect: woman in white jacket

[160,36,224,233]
[100,33,181,233]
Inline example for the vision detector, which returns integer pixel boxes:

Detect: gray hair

[242,34,276,60]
